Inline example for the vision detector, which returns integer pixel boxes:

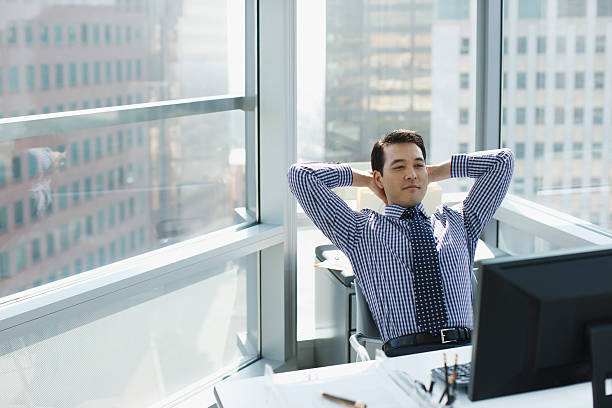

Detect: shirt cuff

[336,163,354,187]
[451,154,469,178]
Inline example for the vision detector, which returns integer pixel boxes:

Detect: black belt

[383,327,471,352]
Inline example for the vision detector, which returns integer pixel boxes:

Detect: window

[536,36,546,54]
[25,21,34,45]
[535,107,545,124]
[8,66,19,92]
[516,107,526,124]
[93,24,100,44]
[27,196,42,222]
[0,252,9,278]
[73,221,81,244]
[460,38,469,54]
[574,107,584,124]
[517,72,526,89]
[598,0,612,16]
[0,4,260,401]
[68,24,76,45]
[32,239,41,264]
[594,72,604,89]
[39,23,49,45]
[536,72,545,89]
[596,36,605,53]
[460,73,469,89]
[576,36,586,53]
[0,206,7,233]
[70,142,79,165]
[517,37,527,54]
[55,64,64,88]
[555,107,565,124]
[82,62,89,85]
[69,63,77,86]
[84,177,92,199]
[116,60,122,81]
[81,23,88,45]
[558,0,587,17]
[519,0,546,18]
[105,24,111,44]
[14,201,24,227]
[0,163,5,186]
[72,181,80,205]
[54,24,63,45]
[58,186,68,210]
[94,61,101,84]
[575,72,584,89]
[15,245,26,271]
[593,107,604,124]
[12,157,21,181]
[28,152,37,178]
[41,65,50,89]
[8,21,18,45]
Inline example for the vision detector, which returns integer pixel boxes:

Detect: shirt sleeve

[450,148,515,242]
[287,162,362,253]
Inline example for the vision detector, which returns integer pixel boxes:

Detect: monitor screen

[469,245,612,401]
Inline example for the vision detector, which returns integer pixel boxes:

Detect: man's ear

[373,170,385,190]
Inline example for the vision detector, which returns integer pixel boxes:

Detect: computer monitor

[469,245,612,407]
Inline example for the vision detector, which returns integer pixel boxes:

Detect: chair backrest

[354,281,381,339]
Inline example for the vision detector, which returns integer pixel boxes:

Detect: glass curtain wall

[0,1,259,406]
[297,0,477,339]
[0,0,251,296]
[500,0,612,254]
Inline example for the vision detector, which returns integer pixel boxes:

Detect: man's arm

[449,149,515,241]
[288,162,364,253]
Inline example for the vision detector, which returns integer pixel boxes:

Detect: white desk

[214,346,592,407]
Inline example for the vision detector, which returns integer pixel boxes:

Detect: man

[288,130,514,356]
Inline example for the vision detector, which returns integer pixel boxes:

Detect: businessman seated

[288,130,514,357]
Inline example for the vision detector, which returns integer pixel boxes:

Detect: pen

[452,353,458,395]
[321,392,367,408]
[439,353,448,403]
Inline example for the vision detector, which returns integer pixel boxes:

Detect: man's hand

[351,168,388,205]
[427,160,451,184]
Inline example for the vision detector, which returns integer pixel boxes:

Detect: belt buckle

[440,328,455,344]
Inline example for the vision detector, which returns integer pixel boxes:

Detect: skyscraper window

[41,64,50,89]
[68,24,76,45]
[517,36,527,53]
[25,21,34,45]
[575,36,586,53]
[26,65,35,91]
[8,66,19,92]
[55,64,64,88]
[54,24,63,45]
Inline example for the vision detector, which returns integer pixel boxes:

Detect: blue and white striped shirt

[288,149,514,342]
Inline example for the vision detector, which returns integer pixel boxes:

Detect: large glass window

[297,0,477,339]
[500,0,612,255]
[0,1,252,301]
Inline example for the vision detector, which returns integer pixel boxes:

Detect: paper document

[272,369,420,408]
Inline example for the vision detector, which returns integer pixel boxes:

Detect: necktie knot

[401,207,417,220]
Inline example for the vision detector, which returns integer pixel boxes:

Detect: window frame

[0,0,297,395]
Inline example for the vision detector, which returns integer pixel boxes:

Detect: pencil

[452,353,458,394]
[321,392,367,408]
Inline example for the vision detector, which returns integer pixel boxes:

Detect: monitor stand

[590,323,612,408]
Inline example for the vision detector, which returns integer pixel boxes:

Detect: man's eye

[394,166,404,170]
[415,164,424,168]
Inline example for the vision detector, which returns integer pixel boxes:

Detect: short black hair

[371,129,426,175]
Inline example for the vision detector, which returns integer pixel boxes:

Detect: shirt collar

[384,202,428,219]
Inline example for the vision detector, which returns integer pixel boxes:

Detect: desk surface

[214,346,591,408]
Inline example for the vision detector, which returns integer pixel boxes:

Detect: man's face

[373,142,428,208]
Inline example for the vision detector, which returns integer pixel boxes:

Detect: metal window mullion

[476,0,503,248]
[0,95,248,141]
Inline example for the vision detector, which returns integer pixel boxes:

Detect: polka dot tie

[401,207,448,333]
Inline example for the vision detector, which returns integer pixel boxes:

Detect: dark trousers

[383,341,471,357]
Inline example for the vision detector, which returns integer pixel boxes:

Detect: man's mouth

[402,185,419,190]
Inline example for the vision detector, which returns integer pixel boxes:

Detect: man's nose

[403,167,416,180]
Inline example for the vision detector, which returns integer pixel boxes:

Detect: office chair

[349,281,383,361]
